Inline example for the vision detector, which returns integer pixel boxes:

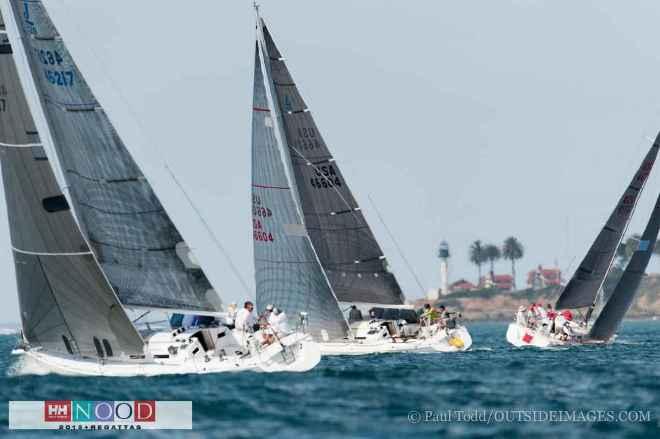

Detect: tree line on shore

[468,237,524,290]
[464,236,659,294]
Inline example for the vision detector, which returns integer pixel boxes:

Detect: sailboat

[251,10,471,355]
[0,0,320,375]
[506,137,658,347]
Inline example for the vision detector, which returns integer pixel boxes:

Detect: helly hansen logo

[44,401,156,422]
[44,401,71,422]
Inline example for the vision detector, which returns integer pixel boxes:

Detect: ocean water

[1,321,659,438]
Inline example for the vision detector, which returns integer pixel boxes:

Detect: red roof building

[449,279,476,293]
[481,273,514,291]
[527,265,562,290]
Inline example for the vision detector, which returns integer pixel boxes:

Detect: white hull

[506,322,558,348]
[506,322,598,348]
[320,325,472,356]
[11,331,320,376]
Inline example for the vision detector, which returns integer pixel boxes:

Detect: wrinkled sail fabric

[0,10,143,357]
[556,139,659,310]
[252,44,348,340]
[8,0,218,312]
[260,22,405,305]
[590,193,660,341]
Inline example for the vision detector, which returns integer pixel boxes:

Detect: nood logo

[44,401,156,423]
[10,400,191,430]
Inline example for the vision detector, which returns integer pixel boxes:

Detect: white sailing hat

[266,304,274,311]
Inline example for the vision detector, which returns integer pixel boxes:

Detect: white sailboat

[506,137,659,348]
[251,9,471,355]
[0,0,320,375]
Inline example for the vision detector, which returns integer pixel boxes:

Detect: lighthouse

[438,241,450,296]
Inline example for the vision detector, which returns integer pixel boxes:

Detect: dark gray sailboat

[507,136,658,347]
[252,11,471,353]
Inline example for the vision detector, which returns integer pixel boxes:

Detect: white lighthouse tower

[438,241,450,296]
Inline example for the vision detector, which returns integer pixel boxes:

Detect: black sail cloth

[590,193,660,341]
[260,21,405,305]
[556,139,658,310]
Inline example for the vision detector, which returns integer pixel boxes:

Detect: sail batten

[0,7,144,357]
[7,0,220,313]
[589,193,660,340]
[260,21,405,305]
[252,36,348,340]
[556,139,659,310]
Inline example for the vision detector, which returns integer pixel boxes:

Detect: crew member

[225,302,238,329]
[235,301,256,347]
[348,305,363,323]
[269,307,290,335]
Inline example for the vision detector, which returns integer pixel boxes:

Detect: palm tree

[502,236,524,290]
[469,240,486,285]
[484,244,501,275]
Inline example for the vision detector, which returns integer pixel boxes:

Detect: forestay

[260,22,405,305]
[589,193,660,341]
[6,0,219,312]
[252,43,348,340]
[556,138,659,310]
[0,9,143,357]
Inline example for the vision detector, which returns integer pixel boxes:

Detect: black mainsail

[0,10,143,357]
[5,0,220,313]
[258,20,405,305]
[555,139,659,311]
[253,37,349,340]
[589,193,660,341]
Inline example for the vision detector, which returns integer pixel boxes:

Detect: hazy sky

[1,0,659,323]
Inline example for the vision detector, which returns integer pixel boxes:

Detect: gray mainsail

[0,11,143,357]
[260,21,405,305]
[556,138,659,310]
[6,0,219,312]
[252,42,348,340]
[589,193,660,341]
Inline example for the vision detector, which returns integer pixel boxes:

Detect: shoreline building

[527,265,562,290]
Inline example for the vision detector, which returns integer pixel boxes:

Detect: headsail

[555,138,659,310]
[589,193,660,341]
[259,21,405,305]
[5,0,219,312]
[0,10,143,357]
[252,41,348,340]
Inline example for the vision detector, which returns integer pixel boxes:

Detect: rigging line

[132,310,151,324]
[367,194,426,296]
[165,165,252,297]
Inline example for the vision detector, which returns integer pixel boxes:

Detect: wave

[0,328,18,336]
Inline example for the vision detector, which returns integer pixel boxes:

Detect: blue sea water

[1,321,659,438]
